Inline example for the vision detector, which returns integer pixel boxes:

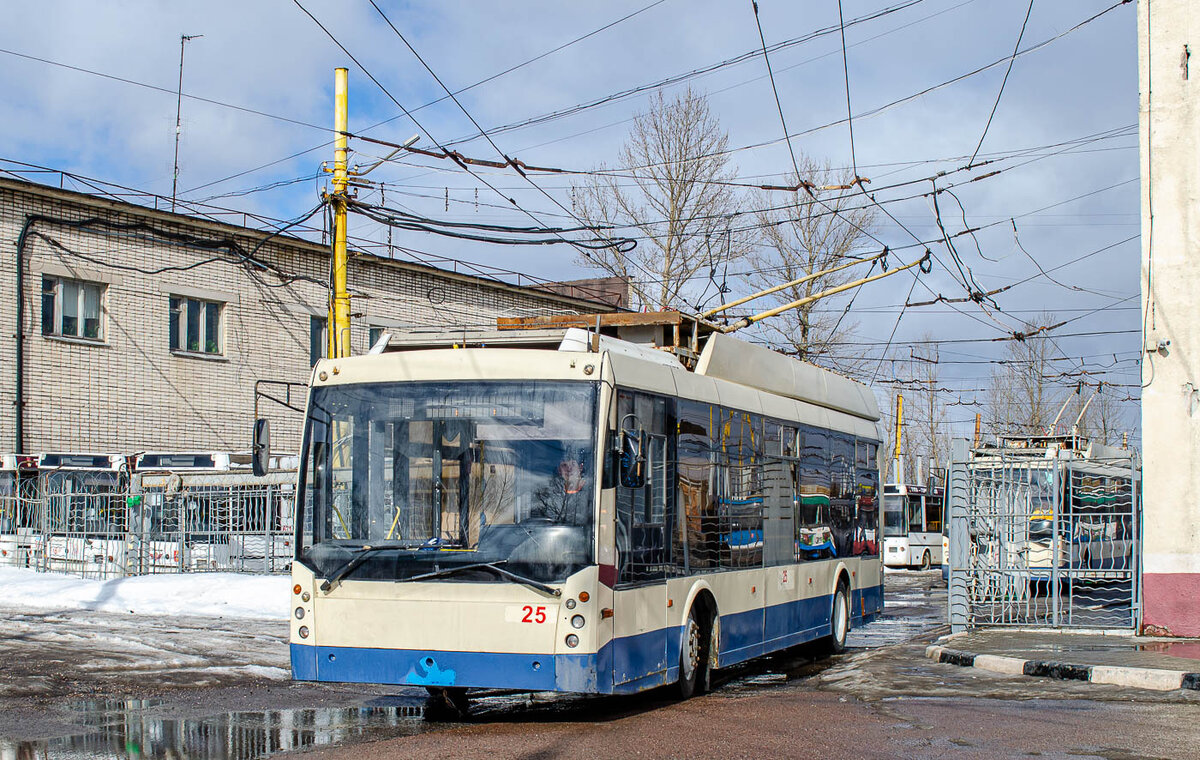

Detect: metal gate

[947,438,1141,631]
[0,472,299,579]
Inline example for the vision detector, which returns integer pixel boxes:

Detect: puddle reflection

[1,697,427,760]
[1137,640,1200,660]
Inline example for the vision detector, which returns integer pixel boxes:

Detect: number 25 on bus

[285,328,884,700]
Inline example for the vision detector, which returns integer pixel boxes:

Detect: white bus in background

[37,452,129,577]
[134,452,297,573]
[882,482,944,570]
[284,322,885,707]
[0,455,33,568]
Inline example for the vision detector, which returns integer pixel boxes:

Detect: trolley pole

[329,67,352,359]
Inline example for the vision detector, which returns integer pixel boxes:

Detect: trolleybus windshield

[297,380,598,585]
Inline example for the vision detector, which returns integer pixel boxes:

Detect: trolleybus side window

[676,399,716,573]
[615,390,681,585]
[829,433,856,557]
[797,427,832,558]
[854,440,880,556]
[924,492,944,534]
[716,408,764,570]
[759,419,799,567]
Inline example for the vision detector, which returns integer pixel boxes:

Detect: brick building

[1,177,623,457]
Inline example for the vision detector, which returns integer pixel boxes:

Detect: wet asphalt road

[3,571,1199,759]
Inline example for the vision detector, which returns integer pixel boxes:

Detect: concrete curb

[924,644,1200,692]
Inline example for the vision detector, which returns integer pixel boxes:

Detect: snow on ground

[0,567,289,619]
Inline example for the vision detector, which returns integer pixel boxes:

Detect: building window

[169,296,222,355]
[311,316,327,366]
[42,276,104,341]
[368,326,385,348]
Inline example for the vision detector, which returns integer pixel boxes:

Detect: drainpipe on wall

[13,216,37,455]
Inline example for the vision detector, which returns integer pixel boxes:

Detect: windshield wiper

[405,561,562,597]
[319,545,392,592]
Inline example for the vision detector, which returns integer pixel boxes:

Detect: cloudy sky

[0,0,1141,443]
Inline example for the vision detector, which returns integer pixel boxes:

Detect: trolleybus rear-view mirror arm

[618,414,646,489]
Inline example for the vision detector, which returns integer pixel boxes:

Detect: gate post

[177,494,186,574]
[265,488,274,574]
[1051,459,1062,627]
[1132,450,1143,630]
[948,438,970,633]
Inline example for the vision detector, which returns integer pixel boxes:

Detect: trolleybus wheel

[678,604,711,699]
[829,580,850,654]
[920,550,932,571]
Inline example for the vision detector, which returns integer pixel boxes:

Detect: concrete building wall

[0,179,614,458]
[1139,0,1200,636]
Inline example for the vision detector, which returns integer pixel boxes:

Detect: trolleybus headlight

[565,598,576,610]
[565,634,579,648]
[299,626,309,639]
[301,592,311,603]
[295,607,305,620]
[570,614,585,629]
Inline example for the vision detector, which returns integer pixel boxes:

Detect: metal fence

[0,473,299,579]
[948,438,1141,631]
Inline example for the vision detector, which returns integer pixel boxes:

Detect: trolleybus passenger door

[762,453,798,647]
[613,392,671,686]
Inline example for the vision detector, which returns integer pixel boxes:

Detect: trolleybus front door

[613,431,670,687]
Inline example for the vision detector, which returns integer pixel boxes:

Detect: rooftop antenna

[171,33,203,211]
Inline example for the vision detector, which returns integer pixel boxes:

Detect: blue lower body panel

[856,583,884,624]
[292,583,885,694]
[719,593,834,666]
[611,625,675,688]
[291,642,605,692]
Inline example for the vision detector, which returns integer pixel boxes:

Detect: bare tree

[744,158,877,363]
[986,314,1064,437]
[572,88,749,310]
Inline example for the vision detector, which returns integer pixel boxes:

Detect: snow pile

[0,568,289,619]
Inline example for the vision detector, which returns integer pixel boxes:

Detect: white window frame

[42,275,105,342]
[169,295,224,356]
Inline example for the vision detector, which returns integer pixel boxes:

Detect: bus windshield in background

[883,505,906,536]
[298,380,599,585]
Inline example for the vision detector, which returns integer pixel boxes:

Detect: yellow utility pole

[974,413,982,448]
[894,393,903,466]
[328,67,351,359]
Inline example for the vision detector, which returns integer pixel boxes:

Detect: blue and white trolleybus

[286,317,884,703]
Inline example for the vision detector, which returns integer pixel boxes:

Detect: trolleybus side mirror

[252,418,270,477]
